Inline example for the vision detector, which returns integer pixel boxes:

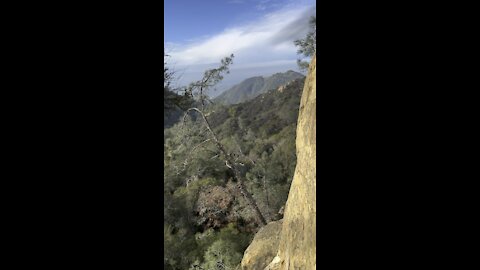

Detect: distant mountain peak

[215,70,305,105]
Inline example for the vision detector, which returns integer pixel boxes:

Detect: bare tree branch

[176,54,267,226]
[183,107,267,226]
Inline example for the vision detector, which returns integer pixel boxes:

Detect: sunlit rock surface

[241,220,283,270]
[242,55,316,270]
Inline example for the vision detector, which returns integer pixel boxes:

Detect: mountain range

[214,70,304,105]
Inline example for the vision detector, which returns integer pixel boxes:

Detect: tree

[164,52,192,112]
[294,16,316,72]
[198,224,250,270]
[181,54,268,226]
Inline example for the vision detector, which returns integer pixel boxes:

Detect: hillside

[214,70,304,105]
[242,55,316,270]
[164,89,193,128]
[163,77,305,270]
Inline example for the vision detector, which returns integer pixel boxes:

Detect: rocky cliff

[242,55,316,270]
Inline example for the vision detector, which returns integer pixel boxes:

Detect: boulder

[241,220,283,270]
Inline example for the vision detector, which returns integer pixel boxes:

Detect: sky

[165,0,316,97]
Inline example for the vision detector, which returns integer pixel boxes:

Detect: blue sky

[165,0,316,96]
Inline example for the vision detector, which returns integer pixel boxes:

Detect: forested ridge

[214,70,304,105]
[163,77,304,270]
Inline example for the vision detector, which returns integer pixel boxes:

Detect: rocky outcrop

[241,55,316,270]
[241,220,283,270]
[277,79,296,93]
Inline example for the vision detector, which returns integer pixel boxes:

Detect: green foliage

[294,15,316,72]
[164,52,193,127]
[197,224,251,270]
[294,16,316,57]
[227,107,236,118]
[185,54,234,106]
[164,70,304,270]
[164,225,200,270]
[202,240,243,269]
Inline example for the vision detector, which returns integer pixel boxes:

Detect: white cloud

[256,0,274,11]
[167,4,315,67]
[166,2,315,92]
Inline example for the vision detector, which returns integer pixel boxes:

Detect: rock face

[241,220,283,270]
[241,55,316,270]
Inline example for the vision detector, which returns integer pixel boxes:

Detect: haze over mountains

[164,70,305,128]
[214,70,304,105]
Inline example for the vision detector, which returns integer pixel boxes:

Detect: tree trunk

[185,108,267,226]
[237,178,267,225]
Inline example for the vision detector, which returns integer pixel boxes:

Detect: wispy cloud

[255,0,271,10]
[166,1,315,92]
[167,4,315,67]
